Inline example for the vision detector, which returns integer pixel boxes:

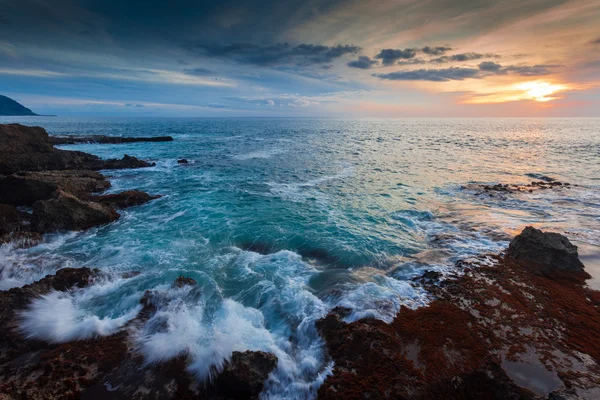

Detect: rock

[31,190,120,233]
[49,135,173,145]
[177,159,189,164]
[0,124,156,174]
[172,276,196,288]
[0,123,101,174]
[90,190,161,209]
[507,226,585,273]
[0,204,30,234]
[85,154,156,170]
[0,174,57,206]
[214,351,278,398]
[0,170,110,206]
[0,231,43,249]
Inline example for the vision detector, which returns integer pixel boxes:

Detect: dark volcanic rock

[0,170,110,206]
[49,135,173,145]
[90,190,161,209]
[507,226,585,273]
[31,190,120,233]
[0,174,57,206]
[85,154,156,170]
[177,158,189,164]
[0,124,156,174]
[0,204,29,234]
[172,276,196,288]
[0,231,43,248]
[214,351,278,398]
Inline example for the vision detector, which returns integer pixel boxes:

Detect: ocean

[1,117,599,399]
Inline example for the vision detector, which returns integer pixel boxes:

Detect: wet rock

[83,154,156,170]
[507,226,585,273]
[90,190,161,209]
[31,190,120,233]
[0,231,43,249]
[172,276,196,288]
[0,204,29,234]
[177,159,189,164]
[49,135,173,145]
[214,351,278,398]
[0,170,110,206]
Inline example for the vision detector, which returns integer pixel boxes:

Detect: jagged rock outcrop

[214,351,278,398]
[90,190,161,209]
[0,124,155,174]
[49,135,173,145]
[0,170,110,206]
[31,190,120,233]
[507,226,586,273]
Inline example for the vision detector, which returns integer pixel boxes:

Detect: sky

[1,0,599,117]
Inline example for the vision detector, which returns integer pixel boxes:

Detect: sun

[516,81,569,102]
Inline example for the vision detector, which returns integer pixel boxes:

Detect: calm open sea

[1,117,599,399]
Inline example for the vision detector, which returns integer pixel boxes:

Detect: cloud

[375,48,418,65]
[374,67,480,82]
[421,46,452,56]
[189,42,360,67]
[374,62,556,81]
[347,56,378,69]
[590,37,600,45]
[429,52,500,64]
[478,61,503,72]
[183,67,217,76]
[288,98,313,107]
[396,58,427,66]
[501,64,554,76]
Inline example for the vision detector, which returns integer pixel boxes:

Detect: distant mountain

[0,95,39,116]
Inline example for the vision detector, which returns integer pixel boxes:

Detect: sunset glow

[517,81,570,102]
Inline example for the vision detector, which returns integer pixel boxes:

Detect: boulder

[172,276,196,288]
[90,190,160,209]
[214,351,278,398]
[177,159,189,164]
[84,154,156,170]
[31,190,120,233]
[507,226,585,273]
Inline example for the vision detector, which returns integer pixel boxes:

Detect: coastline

[1,123,599,399]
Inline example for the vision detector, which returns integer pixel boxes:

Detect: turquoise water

[1,117,599,399]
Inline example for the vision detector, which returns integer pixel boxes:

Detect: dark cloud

[591,37,600,45]
[188,42,360,67]
[374,62,556,81]
[430,52,500,63]
[375,48,418,65]
[396,58,427,66]
[183,67,217,76]
[347,56,378,69]
[374,67,480,81]
[501,64,554,76]
[421,46,452,55]
[478,61,502,72]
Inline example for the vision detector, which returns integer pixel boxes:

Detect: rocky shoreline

[1,123,599,399]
